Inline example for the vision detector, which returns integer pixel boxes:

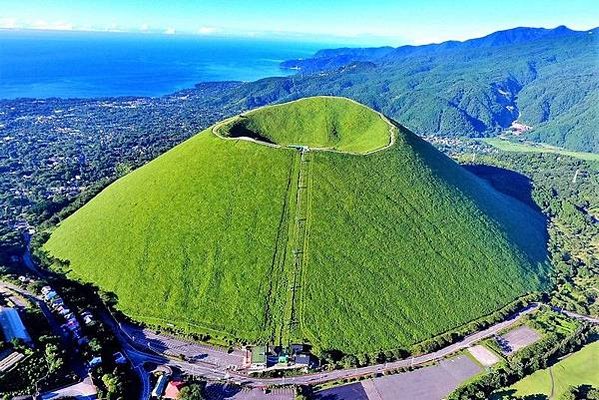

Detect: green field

[498,341,599,399]
[45,131,296,340]
[45,97,549,353]
[302,127,548,353]
[217,96,392,154]
[483,138,599,163]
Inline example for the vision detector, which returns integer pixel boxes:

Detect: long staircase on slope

[281,147,312,346]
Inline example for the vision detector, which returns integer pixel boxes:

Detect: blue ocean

[0,30,328,99]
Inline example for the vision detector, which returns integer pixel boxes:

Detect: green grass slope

[301,126,548,353]
[44,97,549,353]
[500,341,599,398]
[45,131,296,340]
[217,96,392,154]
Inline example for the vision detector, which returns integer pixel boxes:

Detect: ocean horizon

[0,30,332,99]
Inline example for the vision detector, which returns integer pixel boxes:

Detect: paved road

[22,231,41,274]
[551,306,599,324]
[121,323,245,368]
[7,275,598,392]
[108,303,544,388]
[122,303,599,389]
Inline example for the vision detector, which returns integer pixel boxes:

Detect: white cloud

[53,22,74,31]
[164,27,176,35]
[140,23,149,32]
[30,20,74,31]
[0,18,18,29]
[197,26,217,35]
[105,23,124,33]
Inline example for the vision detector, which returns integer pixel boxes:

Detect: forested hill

[273,26,598,152]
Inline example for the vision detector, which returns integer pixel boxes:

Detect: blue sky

[1,0,598,45]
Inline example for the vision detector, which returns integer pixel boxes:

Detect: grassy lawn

[482,138,599,163]
[299,126,548,353]
[46,131,297,342]
[218,96,393,154]
[500,341,599,399]
[45,97,550,353]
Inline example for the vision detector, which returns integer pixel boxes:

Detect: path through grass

[280,148,312,345]
[499,341,599,399]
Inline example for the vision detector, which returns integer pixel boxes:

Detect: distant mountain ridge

[282,26,585,72]
[269,26,597,153]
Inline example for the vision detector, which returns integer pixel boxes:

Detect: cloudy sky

[1,0,598,45]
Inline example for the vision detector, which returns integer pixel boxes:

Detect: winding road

[4,265,598,397]
[6,280,586,391]
[550,306,599,324]
[106,302,545,388]
[102,301,599,390]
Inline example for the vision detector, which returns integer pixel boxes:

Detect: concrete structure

[0,350,25,372]
[40,376,98,400]
[295,354,312,368]
[289,344,304,354]
[0,306,32,344]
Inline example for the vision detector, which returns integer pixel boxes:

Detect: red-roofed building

[164,380,185,399]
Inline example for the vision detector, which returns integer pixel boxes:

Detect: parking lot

[122,323,245,368]
[468,344,501,366]
[315,355,482,400]
[497,326,541,355]
[204,383,294,399]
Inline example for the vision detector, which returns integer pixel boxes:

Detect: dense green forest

[278,26,599,153]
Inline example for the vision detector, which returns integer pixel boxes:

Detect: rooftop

[0,307,32,344]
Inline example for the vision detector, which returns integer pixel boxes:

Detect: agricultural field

[482,138,599,163]
[496,341,599,399]
[44,97,550,354]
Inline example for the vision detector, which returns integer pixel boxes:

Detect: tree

[559,386,577,400]
[44,343,64,373]
[341,354,358,369]
[178,383,206,400]
[88,337,103,353]
[115,163,132,177]
[101,372,124,400]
